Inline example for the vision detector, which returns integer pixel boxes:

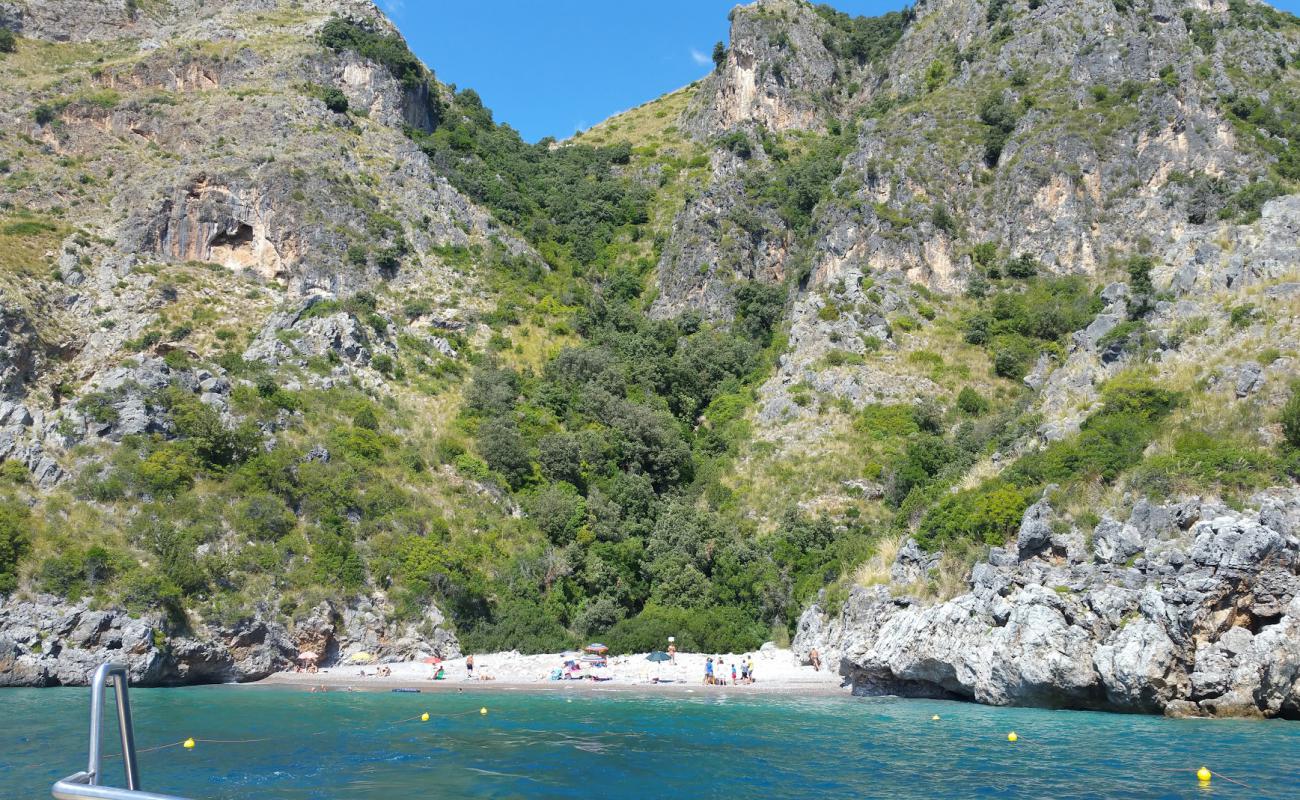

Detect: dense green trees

[965,276,1102,380]
[0,497,29,592]
[409,88,648,272]
[815,4,914,64]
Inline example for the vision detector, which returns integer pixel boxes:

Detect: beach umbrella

[646,650,671,678]
[296,651,319,661]
[421,656,442,665]
[584,643,609,653]
[349,652,373,663]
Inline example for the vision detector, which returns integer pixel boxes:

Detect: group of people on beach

[704,655,755,685]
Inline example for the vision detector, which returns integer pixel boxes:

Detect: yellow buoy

[1197,767,1212,783]
[480,707,488,715]
[931,715,940,721]
[183,738,195,750]
[1007,732,1018,742]
[420,712,429,722]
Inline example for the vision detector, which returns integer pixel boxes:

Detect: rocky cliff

[1,0,1298,702]
[794,489,1300,718]
[0,0,490,684]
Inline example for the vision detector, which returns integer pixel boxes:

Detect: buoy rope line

[1146,766,1251,788]
[996,735,1251,790]
[22,705,488,774]
[19,711,1250,792]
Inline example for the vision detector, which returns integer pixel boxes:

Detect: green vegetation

[320,17,427,92]
[0,28,15,54]
[814,4,914,64]
[1282,383,1300,449]
[410,89,647,271]
[916,372,1180,551]
[1220,93,1300,183]
[964,276,1102,380]
[0,496,29,593]
[977,91,1023,167]
[743,126,856,234]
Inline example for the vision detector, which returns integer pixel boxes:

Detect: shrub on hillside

[0,497,30,592]
[1281,383,1300,449]
[320,86,349,114]
[956,386,989,415]
[916,483,1029,550]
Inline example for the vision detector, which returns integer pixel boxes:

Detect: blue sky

[382,0,1300,143]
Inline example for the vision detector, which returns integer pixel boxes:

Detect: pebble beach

[260,647,844,694]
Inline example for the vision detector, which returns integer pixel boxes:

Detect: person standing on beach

[747,655,755,684]
[466,654,474,679]
[731,663,737,684]
[740,659,749,684]
[705,657,714,685]
[668,641,677,664]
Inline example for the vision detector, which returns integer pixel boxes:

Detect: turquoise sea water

[2,685,1298,799]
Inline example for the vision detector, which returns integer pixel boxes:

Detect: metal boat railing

[51,663,194,800]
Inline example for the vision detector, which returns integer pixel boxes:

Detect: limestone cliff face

[652,0,1299,435]
[656,0,1292,315]
[0,0,388,43]
[0,0,492,681]
[684,0,842,138]
[794,490,1300,718]
[0,594,460,687]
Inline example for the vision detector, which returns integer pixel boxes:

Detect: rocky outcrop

[0,0,390,44]
[683,0,842,138]
[0,593,459,687]
[795,491,1300,718]
[649,150,791,321]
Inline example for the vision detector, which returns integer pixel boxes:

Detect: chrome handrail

[51,663,194,800]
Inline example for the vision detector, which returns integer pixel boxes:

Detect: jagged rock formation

[0,593,458,686]
[683,0,842,137]
[656,0,1300,419]
[0,0,499,683]
[1,0,1298,703]
[794,490,1300,717]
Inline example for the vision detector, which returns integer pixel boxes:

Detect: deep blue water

[2,685,1298,799]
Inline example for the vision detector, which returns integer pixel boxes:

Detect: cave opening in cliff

[210,222,255,250]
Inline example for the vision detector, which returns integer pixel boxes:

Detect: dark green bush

[978,91,1021,166]
[1281,383,1300,449]
[917,483,1029,550]
[77,392,119,425]
[39,545,125,599]
[320,86,349,114]
[232,493,297,541]
[0,497,30,592]
[476,416,532,488]
[0,28,16,54]
[815,4,913,64]
[604,604,766,655]
[459,597,576,654]
[956,386,989,415]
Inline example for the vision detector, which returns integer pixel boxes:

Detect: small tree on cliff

[712,41,727,71]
